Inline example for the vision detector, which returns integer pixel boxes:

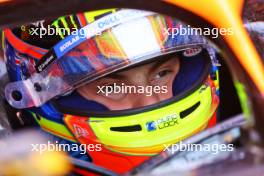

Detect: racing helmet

[2,9,219,173]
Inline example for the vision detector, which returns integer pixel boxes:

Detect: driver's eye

[154,70,172,79]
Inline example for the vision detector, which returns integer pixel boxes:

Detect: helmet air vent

[110,125,142,132]
[180,101,201,119]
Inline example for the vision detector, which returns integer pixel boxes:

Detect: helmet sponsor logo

[96,10,154,29]
[146,114,179,131]
[73,124,89,138]
[36,51,56,72]
[98,15,119,28]
[146,121,157,131]
[59,35,80,53]
[183,47,202,57]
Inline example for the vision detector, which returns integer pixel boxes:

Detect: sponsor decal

[183,47,202,57]
[54,33,86,58]
[146,114,179,131]
[59,35,80,53]
[98,15,119,28]
[35,49,56,73]
[146,121,157,132]
[73,124,89,138]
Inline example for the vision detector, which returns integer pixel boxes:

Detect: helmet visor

[5,9,208,109]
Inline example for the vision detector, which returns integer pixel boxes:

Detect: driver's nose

[127,70,173,108]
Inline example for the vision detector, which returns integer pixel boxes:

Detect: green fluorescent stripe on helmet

[234,81,252,123]
[51,20,65,39]
[70,15,78,29]
[31,112,76,142]
[52,16,73,39]
[60,17,71,37]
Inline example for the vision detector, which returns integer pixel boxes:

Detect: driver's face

[77,55,180,110]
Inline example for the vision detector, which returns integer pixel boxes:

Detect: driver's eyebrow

[148,57,174,73]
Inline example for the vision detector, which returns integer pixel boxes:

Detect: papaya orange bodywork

[165,0,264,96]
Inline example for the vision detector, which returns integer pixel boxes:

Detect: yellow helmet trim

[88,84,218,155]
[32,113,76,142]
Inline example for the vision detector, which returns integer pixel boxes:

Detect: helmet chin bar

[61,79,219,173]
